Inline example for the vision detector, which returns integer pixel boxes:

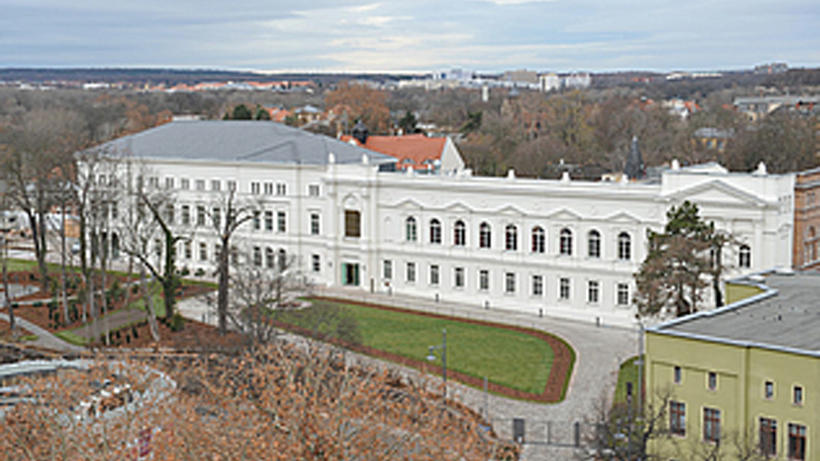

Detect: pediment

[545,207,584,221]
[603,211,644,224]
[391,198,425,210]
[668,180,765,207]
[495,204,528,217]
[443,201,474,213]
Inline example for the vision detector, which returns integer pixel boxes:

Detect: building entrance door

[342,263,360,286]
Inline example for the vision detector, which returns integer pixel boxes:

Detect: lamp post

[426,328,447,400]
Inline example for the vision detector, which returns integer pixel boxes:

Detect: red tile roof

[341,134,446,170]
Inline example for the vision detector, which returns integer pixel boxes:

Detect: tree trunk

[2,238,14,333]
[217,236,229,334]
[162,231,177,321]
[140,268,160,342]
[35,200,50,291]
[60,197,69,324]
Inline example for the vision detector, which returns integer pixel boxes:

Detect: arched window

[429,219,442,244]
[505,224,518,251]
[739,244,751,268]
[559,228,573,256]
[278,249,287,271]
[454,220,466,246]
[265,247,274,269]
[618,232,631,261]
[479,222,492,248]
[588,230,601,258]
[111,232,120,259]
[531,226,545,253]
[405,216,417,242]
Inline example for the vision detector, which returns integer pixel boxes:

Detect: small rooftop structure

[650,272,820,356]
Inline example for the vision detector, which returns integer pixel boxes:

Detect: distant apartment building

[734,95,819,121]
[563,72,591,89]
[503,69,538,85]
[539,73,560,92]
[754,62,789,74]
[646,272,818,461]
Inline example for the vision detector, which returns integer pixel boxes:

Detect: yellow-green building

[646,273,819,460]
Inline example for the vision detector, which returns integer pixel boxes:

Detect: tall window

[703,408,721,443]
[265,247,274,269]
[708,372,717,390]
[532,227,545,253]
[196,179,206,191]
[406,262,416,282]
[505,224,518,251]
[759,418,776,457]
[765,381,774,399]
[618,232,631,260]
[165,177,175,190]
[183,241,192,259]
[345,210,361,238]
[479,222,492,248]
[479,270,489,291]
[670,401,686,436]
[211,179,220,191]
[180,178,190,190]
[588,230,601,258]
[181,205,190,226]
[277,211,286,232]
[793,386,803,405]
[406,217,417,242]
[276,183,287,196]
[199,242,207,261]
[264,210,273,231]
[312,254,321,272]
[454,267,464,288]
[429,219,442,244]
[383,260,392,280]
[617,283,630,306]
[739,244,751,268]
[264,182,274,195]
[165,204,175,225]
[250,182,260,194]
[532,275,543,296]
[197,206,206,226]
[429,264,440,285]
[559,228,573,255]
[454,220,466,246]
[308,184,320,196]
[559,277,570,300]
[277,249,287,271]
[310,213,320,235]
[587,280,599,303]
[505,272,516,293]
[253,246,262,267]
[788,423,806,460]
[674,366,682,384]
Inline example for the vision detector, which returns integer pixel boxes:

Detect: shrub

[132,326,139,338]
[169,313,185,332]
[125,334,131,344]
[33,301,42,308]
[194,268,205,277]
[180,266,190,276]
[131,285,140,295]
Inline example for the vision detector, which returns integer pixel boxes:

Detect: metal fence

[495,418,596,448]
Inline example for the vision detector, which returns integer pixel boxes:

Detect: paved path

[178,287,637,459]
[0,313,85,353]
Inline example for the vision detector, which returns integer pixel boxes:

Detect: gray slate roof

[653,273,820,355]
[96,120,396,166]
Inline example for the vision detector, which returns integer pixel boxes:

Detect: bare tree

[0,185,15,334]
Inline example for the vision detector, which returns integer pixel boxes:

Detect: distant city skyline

[1,0,818,73]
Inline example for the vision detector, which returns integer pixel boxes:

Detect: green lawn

[277,298,556,395]
[614,355,642,406]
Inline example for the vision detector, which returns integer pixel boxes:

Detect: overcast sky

[1,0,817,73]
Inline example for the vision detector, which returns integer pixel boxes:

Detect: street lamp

[426,328,447,400]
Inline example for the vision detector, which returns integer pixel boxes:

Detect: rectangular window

[406,262,416,283]
[265,248,274,269]
[505,272,516,294]
[559,277,570,300]
[216,244,222,263]
[253,246,262,267]
[148,176,159,188]
[276,183,287,196]
[587,280,599,303]
[532,275,543,296]
[670,401,686,436]
[251,182,260,195]
[180,178,190,190]
[788,423,806,460]
[793,386,803,406]
[264,182,274,195]
[277,211,286,232]
[765,381,774,399]
[227,180,236,192]
[310,213,320,235]
[165,204,175,225]
[454,267,464,288]
[196,206,206,226]
[617,283,630,306]
[309,184,320,196]
[211,179,220,192]
[430,265,440,286]
[199,242,207,261]
[674,366,682,384]
[196,179,205,191]
[165,177,175,190]
[253,211,261,231]
[312,254,321,273]
[703,407,721,443]
[181,205,190,226]
[479,269,489,291]
[708,372,717,391]
[184,241,192,259]
[383,260,392,280]
[345,210,361,238]
[759,418,777,457]
[212,207,220,229]
[264,211,273,231]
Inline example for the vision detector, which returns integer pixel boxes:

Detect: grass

[55,330,90,346]
[128,282,166,318]
[19,334,38,342]
[614,355,642,406]
[277,298,556,395]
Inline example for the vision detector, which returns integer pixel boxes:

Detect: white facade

[109,154,794,328]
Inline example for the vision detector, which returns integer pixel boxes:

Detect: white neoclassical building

[96,121,795,327]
